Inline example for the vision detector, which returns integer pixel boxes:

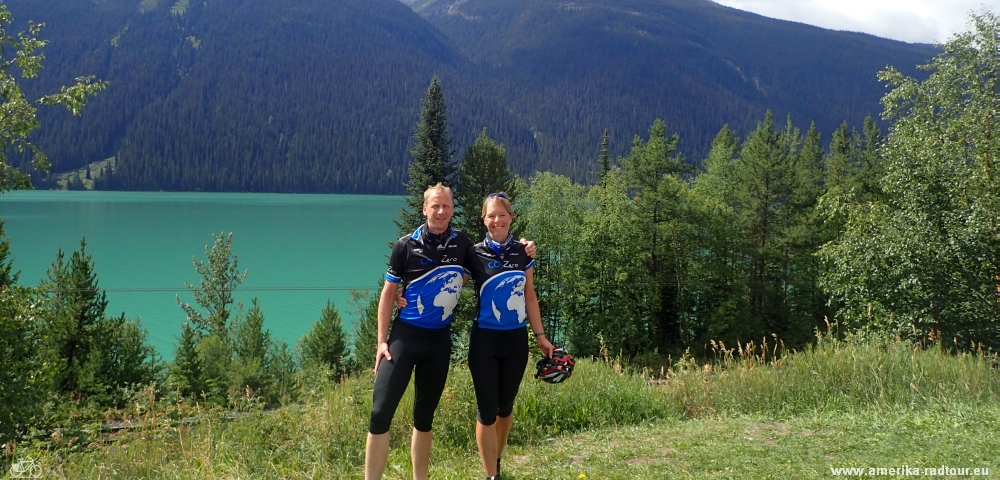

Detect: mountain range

[7,0,936,193]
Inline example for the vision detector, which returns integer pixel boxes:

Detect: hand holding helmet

[534,347,575,384]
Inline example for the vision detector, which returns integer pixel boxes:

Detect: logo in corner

[10,458,42,478]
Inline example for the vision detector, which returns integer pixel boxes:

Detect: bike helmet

[535,347,575,383]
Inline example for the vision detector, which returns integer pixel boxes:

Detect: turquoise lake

[0,191,402,359]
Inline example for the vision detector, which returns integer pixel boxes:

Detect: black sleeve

[385,238,407,283]
[464,244,483,286]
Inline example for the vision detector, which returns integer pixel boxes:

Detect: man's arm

[375,280,399,372]
[519,238,537,258]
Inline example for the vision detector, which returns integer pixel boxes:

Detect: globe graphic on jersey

[415,270,463,321]
[489,275,527,324]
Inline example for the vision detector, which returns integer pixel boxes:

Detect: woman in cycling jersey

[465,192,555,480]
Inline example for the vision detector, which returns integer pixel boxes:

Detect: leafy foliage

[820,11,1000,349]
[519,172,588,345]
[0,286,53,445]
[0,3,105,191]
[177,232,247,336]
[0,220,19,287]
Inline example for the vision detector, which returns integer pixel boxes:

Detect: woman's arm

[524,268,555,357]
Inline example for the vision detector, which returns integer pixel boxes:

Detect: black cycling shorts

[369,320,452,435]
[468,324,529,426]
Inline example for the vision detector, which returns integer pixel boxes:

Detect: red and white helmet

[535,347,575,383]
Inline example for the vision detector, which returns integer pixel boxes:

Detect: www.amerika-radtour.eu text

[830,465,990,476]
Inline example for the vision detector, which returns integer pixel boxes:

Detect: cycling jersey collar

[486,232,514,258]
[413,224,456,251]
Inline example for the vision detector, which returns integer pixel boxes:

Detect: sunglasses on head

[487,192,509,200]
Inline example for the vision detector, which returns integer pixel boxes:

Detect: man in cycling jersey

[364,183,535,480]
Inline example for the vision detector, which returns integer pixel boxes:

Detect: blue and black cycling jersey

[385,224,472,329]
[466,234,536,330]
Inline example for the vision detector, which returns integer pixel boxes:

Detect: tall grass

[665,333,1000,418]
[10,335,1000,478]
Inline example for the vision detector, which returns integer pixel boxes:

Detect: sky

[711,0,1000,44]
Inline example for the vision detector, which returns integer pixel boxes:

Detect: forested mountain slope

[12,0,533,193]
[7,0,935,192]
[410,0,937,173]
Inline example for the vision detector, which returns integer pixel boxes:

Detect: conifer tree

[396,76,456,236]
[598,128,611,183]
[825,122,857,196]
[350,287,380,373]
[689,125,752,344]
[234,298,270,363]
[300,299,350,377]
[231,298,271,394]
[85,313,159,404]
[733,112,809,343]
[619,119,689,350]
[794,123,825,208]
[699,125,740,194]
[171,322,205,397]
[46,238,109,393]
[455,128,515,240]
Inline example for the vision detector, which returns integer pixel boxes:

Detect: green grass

[6,337,1000,479]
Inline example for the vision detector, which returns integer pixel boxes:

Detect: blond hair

[481,193,514,218]
[423,182,453,205]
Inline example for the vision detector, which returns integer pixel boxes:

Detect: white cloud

[711,0,1000,44]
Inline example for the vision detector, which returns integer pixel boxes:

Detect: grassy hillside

[9,336,998,478]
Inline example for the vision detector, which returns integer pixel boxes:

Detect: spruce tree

[231,298,271,394]
[734,111,803,342]
[350,287,380,373]
[85,313,159,404]
[396,76,456,237]
[598,128,611,183]
[299,299,350,377]
[619,119,688,350]
[171,322,205,397]
[47,238,109,393]
[455,128,515,240]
